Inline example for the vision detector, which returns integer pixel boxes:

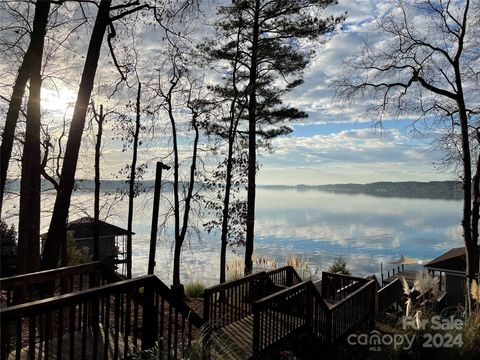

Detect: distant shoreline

[5,179,463,200]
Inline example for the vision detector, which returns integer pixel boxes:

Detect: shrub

[0,219,16,276]
[461,312,480,357]
[64,231,92,266]
[328,256,351,275]
[185,280,206,298]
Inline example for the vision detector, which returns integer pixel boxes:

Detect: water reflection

[11,188,463,285]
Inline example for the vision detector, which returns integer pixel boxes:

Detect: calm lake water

[8,188,464,285]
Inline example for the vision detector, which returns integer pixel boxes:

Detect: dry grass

[226,257,244,281]
[286,255,318,281]
[225,254,318,282]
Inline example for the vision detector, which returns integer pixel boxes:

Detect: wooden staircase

[203,267,377,359]
[1,264,380,360]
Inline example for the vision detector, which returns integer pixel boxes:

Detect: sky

[257,0,450,185]
[1,0,467,186]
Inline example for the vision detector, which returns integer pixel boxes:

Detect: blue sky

[254,0,452,185]
[1,0,460,186]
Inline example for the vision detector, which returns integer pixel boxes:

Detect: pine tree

[203,0,345,275]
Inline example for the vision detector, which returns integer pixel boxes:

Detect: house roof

[66,217,134,239]
[424,246,468,272]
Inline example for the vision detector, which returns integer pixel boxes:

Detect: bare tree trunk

[0,0,51,215]
[172,105,199,289]
[458,105,476,313]
[178,107,200,245]
[471,133,480,274]
[220,139,234,283]
[127,83,142,278]
[16,1,50,273]
[169,80,201,286]
[93,105,104,262]
[169,94,181,285]
[219,23,244,284]
[455,28,477,311]
[245,0,260,275]
[41,0,112,270]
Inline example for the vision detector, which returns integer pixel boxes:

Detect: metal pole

[148,161,170,275]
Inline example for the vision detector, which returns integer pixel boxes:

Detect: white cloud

[257,128,445,185]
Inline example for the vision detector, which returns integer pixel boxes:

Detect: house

[66,217,134,272]
[424,246,478,306]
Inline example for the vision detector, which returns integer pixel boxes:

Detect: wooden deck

[215,310,307,360]
[215,315,254,360]
[8,324,139,360]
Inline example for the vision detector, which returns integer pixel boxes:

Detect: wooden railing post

[203,289,210,324]
[305,291,313,330]
[252,303,260,357]
[369,282,376,330]
[325,309,332,343]
[286,267,294,287]
[321,272,330,299]
[202,288,211,354]
[142,280,156,350]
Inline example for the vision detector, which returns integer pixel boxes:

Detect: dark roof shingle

[67,217,133,239]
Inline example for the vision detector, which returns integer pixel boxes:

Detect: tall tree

[0,0,51,215]
[91,103,106,262]
[334,0,479,312]
[126,82,142,278]
[41,0,112,270]
[40,0,191,270]
[200,18,249,283]
[208,0,344,274]
[40,1,150,269]
[16,0,52,274]
[154,46,208,287]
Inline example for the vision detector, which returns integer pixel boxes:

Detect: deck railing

[252,281,328,356]
[252,276,376,357]
[321,272,370,302]
[327,279,376,343]
[377,277,403,314]
[203,271,273,330]
[0,262,120,307]
[265,266,303,288]
[0,275,203,360]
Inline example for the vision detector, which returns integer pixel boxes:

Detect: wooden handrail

[328,279,375,311]
[1,274,204,360]
[321,271,372,284]
[0,275,203,327]
[377,277,402,314]
[0,275,153,321]
[204,270,267,294]
[265,266,303,287]
[253,280,328,312]
[0,261,104,290]
[321,271,370,302]
[150,276,204,328]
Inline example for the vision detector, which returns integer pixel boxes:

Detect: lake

[6,187,464,285]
